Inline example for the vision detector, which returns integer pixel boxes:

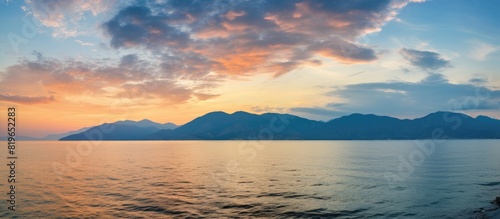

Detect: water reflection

[0,140,498,218]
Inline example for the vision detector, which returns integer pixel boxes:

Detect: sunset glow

[1,0,499,137]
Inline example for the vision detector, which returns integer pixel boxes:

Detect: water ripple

[122,204,186,215]
[479,181,500,186]
[4,140,499,218]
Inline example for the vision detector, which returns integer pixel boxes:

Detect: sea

[0,140,499,218]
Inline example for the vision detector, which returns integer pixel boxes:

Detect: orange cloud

[0,94,55,104]
[0,54,219,107]
[225,10,246,21]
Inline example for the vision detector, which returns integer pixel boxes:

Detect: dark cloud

[310,39,378,64]
[400,48,450,71]
[100,0,423,77]
[469,77,488,84]
[102,5,191,50]
[420,73,448,83]
[303,0,393,12]
[0,94,55,104]
[120,54,139,66]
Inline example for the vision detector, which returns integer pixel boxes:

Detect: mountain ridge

[58,111,500,140]
[60,120,177,140]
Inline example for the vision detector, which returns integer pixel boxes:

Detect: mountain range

[60,119,177,140]
[1,120,178,141]
[59,111,500,140]
[0,126,90,141]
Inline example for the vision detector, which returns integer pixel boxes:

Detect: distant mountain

[114,119,177,130]
[0,136,42,141]
[321,111,500,139]
[42,127,91,140]
[59,111,500,140]
[60,120,177,140]
[146,111,322,140]
[147,111,499,140]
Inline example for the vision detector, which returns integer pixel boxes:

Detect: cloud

[332,74,500,114]
[0,53,219,105]
[400,48,450,71]
[24,0,119,37]
[294,74,500,119]
[251,106,285,113]
[0,94,55,104]
[309,39,378,64]
[159,52,216,80]
[469,77,488,85]
[469,40,500,61]
[116,80,193,103]
[75,40,93,46]
[289,107,344,118]
[100,0,424,77]
[193,93,220,101]
[102,5,191,49]
[420,72,448,83]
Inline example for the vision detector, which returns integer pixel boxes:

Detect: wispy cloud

[469,40,500,61]
[290,107,344,119]
[0,93,55,104]
[75,40,94,46]
[24,0,119,37]
[251,106,285,113]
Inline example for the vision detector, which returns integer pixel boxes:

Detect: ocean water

[0,140,499,218]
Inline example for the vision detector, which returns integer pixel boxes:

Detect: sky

[0,0,499,137]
